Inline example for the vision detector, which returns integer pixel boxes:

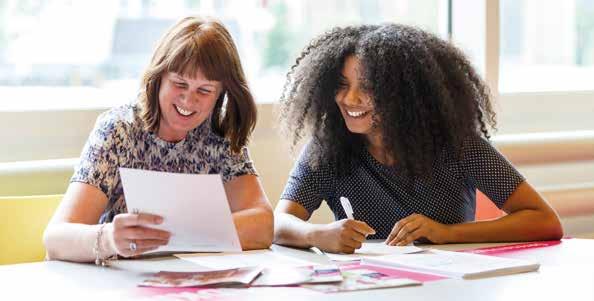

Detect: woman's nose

[179,91,195,105]
[344,88,363,106]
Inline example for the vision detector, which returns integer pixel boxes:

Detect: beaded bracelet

[93,223,116,266]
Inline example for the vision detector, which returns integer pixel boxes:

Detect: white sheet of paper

[362,249,540,279]
[119,168,242,253]
[175,250,316,270]
[325,243,424,261]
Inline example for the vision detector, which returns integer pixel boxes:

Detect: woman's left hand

[385,214,452,246]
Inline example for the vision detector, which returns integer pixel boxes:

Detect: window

[450,0,594,134]
[497,0,594,134]
[500,0,594,92]
[0,0,447,110]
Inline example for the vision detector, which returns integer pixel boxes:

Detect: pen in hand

[339,196,375,240]
[340,196,354,220]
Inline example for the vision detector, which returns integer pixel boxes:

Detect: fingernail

[156,217,163,224]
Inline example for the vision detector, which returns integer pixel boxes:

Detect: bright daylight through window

[0,0,445,109]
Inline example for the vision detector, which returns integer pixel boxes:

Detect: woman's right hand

[310,219,375,254]
[105,213,171,257]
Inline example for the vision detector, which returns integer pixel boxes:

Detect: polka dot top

[71,103,257,223]
[280,136,525,240]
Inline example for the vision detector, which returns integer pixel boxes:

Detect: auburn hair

[139,16,256,153]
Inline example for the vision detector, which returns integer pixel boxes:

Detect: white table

[1,239,594,300]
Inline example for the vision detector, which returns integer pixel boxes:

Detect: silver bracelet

[93,223,110,267]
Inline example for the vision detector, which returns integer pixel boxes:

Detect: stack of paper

[175,249,316,270]
[362,249,540,279]
[140,264,422,292]
[324,243,424,261]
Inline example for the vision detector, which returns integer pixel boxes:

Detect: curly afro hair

[278,24,496,179]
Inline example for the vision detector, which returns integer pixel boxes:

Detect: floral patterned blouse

[71,103,257,223]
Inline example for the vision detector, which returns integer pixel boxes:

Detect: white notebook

[362,249,540,279]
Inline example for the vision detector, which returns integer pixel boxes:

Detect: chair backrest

[475,190,505,220]
[0,194,62,265]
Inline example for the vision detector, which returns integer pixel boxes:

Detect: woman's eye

[174,82,187,88]
[198,88,212,94]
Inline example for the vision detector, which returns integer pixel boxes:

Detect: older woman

[44,16,273,263]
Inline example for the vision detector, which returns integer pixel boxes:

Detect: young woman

[274,24,563,254]
[44,16,273,263]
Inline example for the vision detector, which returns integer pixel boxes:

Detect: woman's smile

[173,104,196,117]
